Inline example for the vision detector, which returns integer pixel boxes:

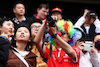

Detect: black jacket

[81,23,96,41]
[0,36,10,67]
[13,17,33,30]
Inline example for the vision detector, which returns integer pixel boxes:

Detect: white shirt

[85,26,90,34]
[79,51,100,67]
[18,51,29,57]
[79,51,92,67]
[14,48,29,57]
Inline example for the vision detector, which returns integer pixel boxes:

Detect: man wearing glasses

[29,19,47,67]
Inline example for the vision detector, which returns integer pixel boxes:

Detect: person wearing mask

[74,26,100,67]
[0,18,14,67]
[7,22,37,67]
[93,33,100,65]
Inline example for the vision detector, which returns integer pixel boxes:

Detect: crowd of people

[0,1,100,67]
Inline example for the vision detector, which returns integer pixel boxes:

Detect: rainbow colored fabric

[48,19,77,46]
[57,19,76,38]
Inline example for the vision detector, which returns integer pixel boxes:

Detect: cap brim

[51,10,62,14]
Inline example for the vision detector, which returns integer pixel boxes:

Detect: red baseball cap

[51,7,62,14]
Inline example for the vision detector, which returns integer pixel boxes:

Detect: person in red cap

[46,7,63,53]
[51,7,63,21]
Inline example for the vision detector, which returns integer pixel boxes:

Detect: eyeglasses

[31,25,41,30]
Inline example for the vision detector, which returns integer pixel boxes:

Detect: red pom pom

[57,32,62,37]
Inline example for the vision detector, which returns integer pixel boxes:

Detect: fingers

[51,16,57,21]
[47,26,57,35]
[83,9,89,17]
[42,19,47,25]
[96,16,98,19]
[89,47,96,53]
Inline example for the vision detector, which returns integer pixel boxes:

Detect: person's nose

[45,12,48,16]
[9,25,13,29]
[35,27,39,31]
[21,30,25,34]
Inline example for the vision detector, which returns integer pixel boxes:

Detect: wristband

[52,33,57,38]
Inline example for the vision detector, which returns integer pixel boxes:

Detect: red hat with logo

[51,7,62,14]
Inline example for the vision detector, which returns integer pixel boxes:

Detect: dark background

[0,0,100,24]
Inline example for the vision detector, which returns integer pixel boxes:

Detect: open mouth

[20,35,25,37]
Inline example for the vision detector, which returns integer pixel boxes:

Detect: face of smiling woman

[0,20,14,37]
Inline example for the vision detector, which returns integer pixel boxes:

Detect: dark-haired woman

[7,23,37,67]
[0,18,14,67]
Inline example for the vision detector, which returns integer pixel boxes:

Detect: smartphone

[83,41,93,51]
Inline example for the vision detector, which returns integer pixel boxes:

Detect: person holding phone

[74,27,99,67]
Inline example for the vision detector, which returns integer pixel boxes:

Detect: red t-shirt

[44,46,80,67]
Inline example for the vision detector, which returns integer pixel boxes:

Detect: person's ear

[61,15,63,18]
[0,26,2,31]
[85,16,86,19]
[14,36,16,40]
[37,8,40,13]
[13,8,16,13]
[94,18,96,21]
[0,26,2,35]
[92,41,95,46]
[28,39,31,42]
[28,37,32,42]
